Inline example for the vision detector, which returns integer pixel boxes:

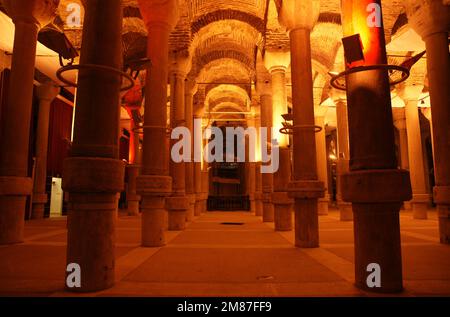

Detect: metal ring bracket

[330,64,410,91]
[56,64,135,91]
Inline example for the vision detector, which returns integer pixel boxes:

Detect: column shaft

[0,21,39,244]
[424,32,450,243]
[32,83,59,219]
[63,0,124,292]
[185,90,196,218]
[335,100,352,221]
[340,0,411,293]
[315,115,329,216]
[167,71,188,229]
[405,99,429,219]
[260,94,274,222]
[138,22,173,247]
[289,28,324,248]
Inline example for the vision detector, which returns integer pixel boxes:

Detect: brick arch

[197,50,254,73]
[191,9,265,35]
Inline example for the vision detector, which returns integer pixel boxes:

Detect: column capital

[330,88,347,105]
[314,105,328,118]
[405,0,450,39]
[392,108,407,130]
[276,0,320,32]
[397,83,424,102]
[194,106,205,118]
[2,0,59,29]
[421,107,432,121]
[185,76,198,96]
[169,49,191,78]
[264,49,290,74]
[137,0,179,31]
[36,82,60,102]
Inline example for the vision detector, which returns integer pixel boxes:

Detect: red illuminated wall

[47,98,73,177]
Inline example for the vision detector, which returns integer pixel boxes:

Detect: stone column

[406,0,450,242]
[126,117,142,216]
[273,146,293,231]
[193,109,204,215]
[185,78,198,217]
[137,0,178,246]
[255,68,275,222]
[254,107,263,216]
[0,0,59,244]
[392,109,409,170]
[264,50,291,227]
[62,0,124,292]
[255,162,263,216]
[340,0,412,292]
[278,0,324,248]
[246,114,257,214]
[168,50,191,228]
[201,163,209,213]
[400,85,431,219]
[31,82,60,219]
[315,109,329,216]
[330,91,352,221]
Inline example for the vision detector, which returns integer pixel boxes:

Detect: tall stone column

[0,0,59,244]
[264,49,291,228]
[126,116,142,216]
[278,0,324,248]
[185,78,198,217]
[193,108,205,215]
[392,109,409,170]
[406,0,450,243]
[31,82,60,219]
[400,85,431,219]
[330,91,352,221]
[254,107,263,216]
[340,0,412,292]
[255,67,275,222]
[315,110,329,216]
[137,0,178,246]
[201,159,209,213]
[246,114,257,214]
[62,0,125,292]
[255,162,263,216]
[168,50,191,228]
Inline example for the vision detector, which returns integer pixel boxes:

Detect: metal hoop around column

[330,64,410,91]
[56,64,135,91]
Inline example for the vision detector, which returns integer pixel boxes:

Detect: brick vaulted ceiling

[49,1,411,119]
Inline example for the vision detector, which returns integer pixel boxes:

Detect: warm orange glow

[341,0,387,66]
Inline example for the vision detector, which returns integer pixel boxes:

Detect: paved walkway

[0,209,449,296]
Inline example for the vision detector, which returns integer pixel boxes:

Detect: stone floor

[0,208,449,297]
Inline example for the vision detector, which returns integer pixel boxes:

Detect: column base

[31,193,48,219]
[166,196,188,231]
[137,175,172,247]
[273,192,293,231]
[66,194,117,292]
[0,176,33,245]
[186,194,196,221]
[288,180,324,248]
[194,195,202,216]
[338,201,353,221]
[262,202,274,222]
[294,199,319,248]
[341,169,411,293]
[353,204,403,293]
[141,202,166,247]
[318,197,329,216]
[127,200,139,216]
